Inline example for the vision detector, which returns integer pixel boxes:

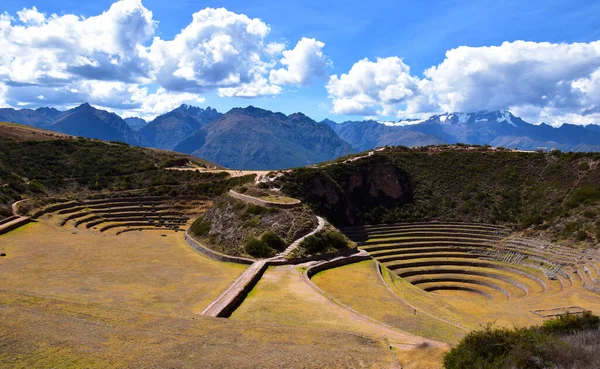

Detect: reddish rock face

[281,156,413,225]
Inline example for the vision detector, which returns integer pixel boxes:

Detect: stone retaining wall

[214,261,270,318]
[0,217,31,235]
[228,190,301,209]
[305,253,372,278]
[184,231,254,265]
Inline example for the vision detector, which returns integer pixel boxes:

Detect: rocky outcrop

[280,155,413,225]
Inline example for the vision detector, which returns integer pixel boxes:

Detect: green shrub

[242,217,261,228]
[244,237,275,258]
[583,209,597,219]
[565,186,600,209]
[261,231,286,251]
[444,313,600,369]
[444,324,563,369]
[300,230,349,254]
[575,230,589,241]
[242,204,267,219]
[542,312,600,335]
[190,216,211,237]
[27,179,45,193]
[238,186,248,194]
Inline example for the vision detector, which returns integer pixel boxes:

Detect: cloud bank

[0,0,329,117]
[327,41,600,126]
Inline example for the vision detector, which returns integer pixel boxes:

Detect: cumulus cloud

[326,57,420,115]
[147,7,279,94]
[269,37,329,86]
[329,40,600,125]
[424,41,600,116]
[0,1,328,117]
[0,0,156,85]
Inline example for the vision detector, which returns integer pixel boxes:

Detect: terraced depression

[339,222,600,328]
[0,203,399,368]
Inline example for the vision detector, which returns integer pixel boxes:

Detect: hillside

[0,122,247,219]
[139,105,222,149]
[174,106,356,170]
[275,145,600,247]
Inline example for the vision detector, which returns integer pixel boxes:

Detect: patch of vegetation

[244,237,276,258]
[261,231,286,250]
[276,149,600,246]
[189,216,211,237]
[197,195,317,258]
[444,312,600,369]
[292,227,351,258]
[0,135,253,219]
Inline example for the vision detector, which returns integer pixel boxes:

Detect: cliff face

[280,156,413,225]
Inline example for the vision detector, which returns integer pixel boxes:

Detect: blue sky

[1,0,600,125]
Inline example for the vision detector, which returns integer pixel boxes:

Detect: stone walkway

[271,216,325,261]
[201,215,325,317]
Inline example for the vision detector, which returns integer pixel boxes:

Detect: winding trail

[271,216,325,261]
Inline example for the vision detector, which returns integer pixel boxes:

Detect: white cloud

[17,6,45,25]
[147,7,278,94]
[0,1,328,117]
[329,41,600,125]
[326,57,420,115]
[0,0,156,85]
[269,37,329,86]
[218,76,281,97]
[423,41,600,117]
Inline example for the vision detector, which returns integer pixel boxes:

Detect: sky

[0,0,599,125]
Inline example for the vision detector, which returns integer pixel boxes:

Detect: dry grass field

[312,261,466,344]
[0,222,246,315]
[230,264,443,348]
[0,221,398,368]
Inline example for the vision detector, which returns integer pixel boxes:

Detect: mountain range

[1,104,600,169]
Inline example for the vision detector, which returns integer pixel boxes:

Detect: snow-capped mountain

[326,110,600,152]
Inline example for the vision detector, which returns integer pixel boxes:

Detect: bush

[444,324,563,369]
[565,186,600,209]
[300,230,349,254]
[242,204,267,219]
[575,230,589,241]
[244,237,275,258]
[189,216,211,237]
[261,231,286,251]
[444,313,600,369]
[542,312,600,335]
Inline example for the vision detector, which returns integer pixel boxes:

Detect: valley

[2,122,600,368]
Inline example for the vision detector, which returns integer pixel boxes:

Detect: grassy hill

[0,122,247,218]
[275,145,600,247]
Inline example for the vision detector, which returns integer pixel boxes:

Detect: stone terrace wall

[228,190,301,209]
[184,231,254,265]
[306,253,373,278]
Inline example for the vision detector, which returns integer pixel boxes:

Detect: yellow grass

[258,194,299,204]
[231,264,443,347]
[394,346,448,369]
[312,260,466,344]
[380,262,600,329]
[0,221,396,368]
[0,221,248,314]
